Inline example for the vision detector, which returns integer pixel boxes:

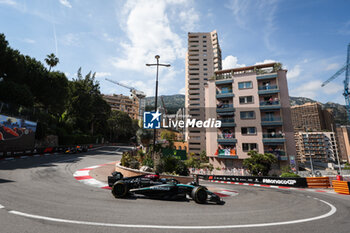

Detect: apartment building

[295,132,338,163]
[205,63,296,169]
[291,103,335,132]
[185,30,222,154]
[102,94,139,120]
[336,126,350,163]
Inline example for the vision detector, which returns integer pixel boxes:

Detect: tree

[65,68,110,136]
[108,110,136,142]
[199,150,208,163]
[45,53,59,72]
[243,151,277,176]
[160,129,176,148]
[136,128,153,146]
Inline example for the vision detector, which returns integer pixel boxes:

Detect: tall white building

[185,30,222,154]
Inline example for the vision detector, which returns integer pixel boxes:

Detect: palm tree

[45,53,59,72]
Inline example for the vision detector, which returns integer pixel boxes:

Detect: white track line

[0,204,4,209]
[8,199,336,229]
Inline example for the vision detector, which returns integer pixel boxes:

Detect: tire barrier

[306,177,331,189]
[332,180,350,195]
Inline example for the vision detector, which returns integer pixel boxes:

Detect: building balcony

[258,85,280,95]
[217,134,237,145]
[262,133,286,144]
[219,118,236,127]
[264,150,288,160]
[261,116,283,126]
[256,73,278,80]
[215,79,233,85]
[217,111,235,116]
[259,100,281,110]
[216,91,234,99]
[216,104,234,113]
[217,154,239,159]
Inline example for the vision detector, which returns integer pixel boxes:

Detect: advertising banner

[0,114,37,152]
[197,175,307,188]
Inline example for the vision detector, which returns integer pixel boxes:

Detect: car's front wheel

[112,181,128,198]
[191,186,207,204]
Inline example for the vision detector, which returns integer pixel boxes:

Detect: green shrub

[280,172,300,178]
[185,156,201,169]
[156,155,189,176]
[121,152,132,167]
[129,160,140,170]
[142,156,154,168]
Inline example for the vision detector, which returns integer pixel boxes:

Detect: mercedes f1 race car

[108,172,224,205]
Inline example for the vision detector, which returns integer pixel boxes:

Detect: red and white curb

[208,180,339,195]
[73,164,111,190]
[73,164,238,197]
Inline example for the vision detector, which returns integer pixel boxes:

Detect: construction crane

[105,78,146,120]
[321,43,350,122]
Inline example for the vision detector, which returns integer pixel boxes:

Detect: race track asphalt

[0,146,350,233]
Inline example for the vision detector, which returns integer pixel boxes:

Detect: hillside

[145,94,348,124]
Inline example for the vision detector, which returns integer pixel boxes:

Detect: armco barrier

[197,175,308,188]
[332,180,350,195]
[306,177,330,188]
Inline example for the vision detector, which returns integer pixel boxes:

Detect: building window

[238,81,252,89]
[239,96,253,104]
[243,143,257,152]
[203,35,206,38]
[203,59,207,61]
[240,111,255,119]
[203,68,208,71]
[241,127,256,135]
[204,63,207,66]
[203,49,207,52]
[204,73,208,76]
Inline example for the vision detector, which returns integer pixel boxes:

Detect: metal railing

[258,85,278,90]
[263,133,284,138]
[261,116,282,122]
[218,133,235,139]
[217,104,233,109]
[260,100,280,105]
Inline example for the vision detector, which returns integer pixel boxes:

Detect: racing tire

[191,186,207,204]
[112,181,128,198]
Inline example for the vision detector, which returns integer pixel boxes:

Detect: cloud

[178,7,199,31]
[290,80,343,99]
[22,38,35,44]
[0,0,17,6]
[226,0,279,51]
[113,0,186,72]
[222,55,245,69]
[61,33,80,46]
[287,64,301,79]
[95,72,112,78]
[254,59,276,65]
[325,63,340,71]
[179,87,185,95]
[59,0,72,8]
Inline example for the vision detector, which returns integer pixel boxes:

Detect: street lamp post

[146,55,170,156]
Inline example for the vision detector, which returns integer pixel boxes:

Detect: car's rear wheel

[191,186,207,204]
[112,181,128,198]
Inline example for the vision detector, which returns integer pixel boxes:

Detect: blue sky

[0,0,349,104]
